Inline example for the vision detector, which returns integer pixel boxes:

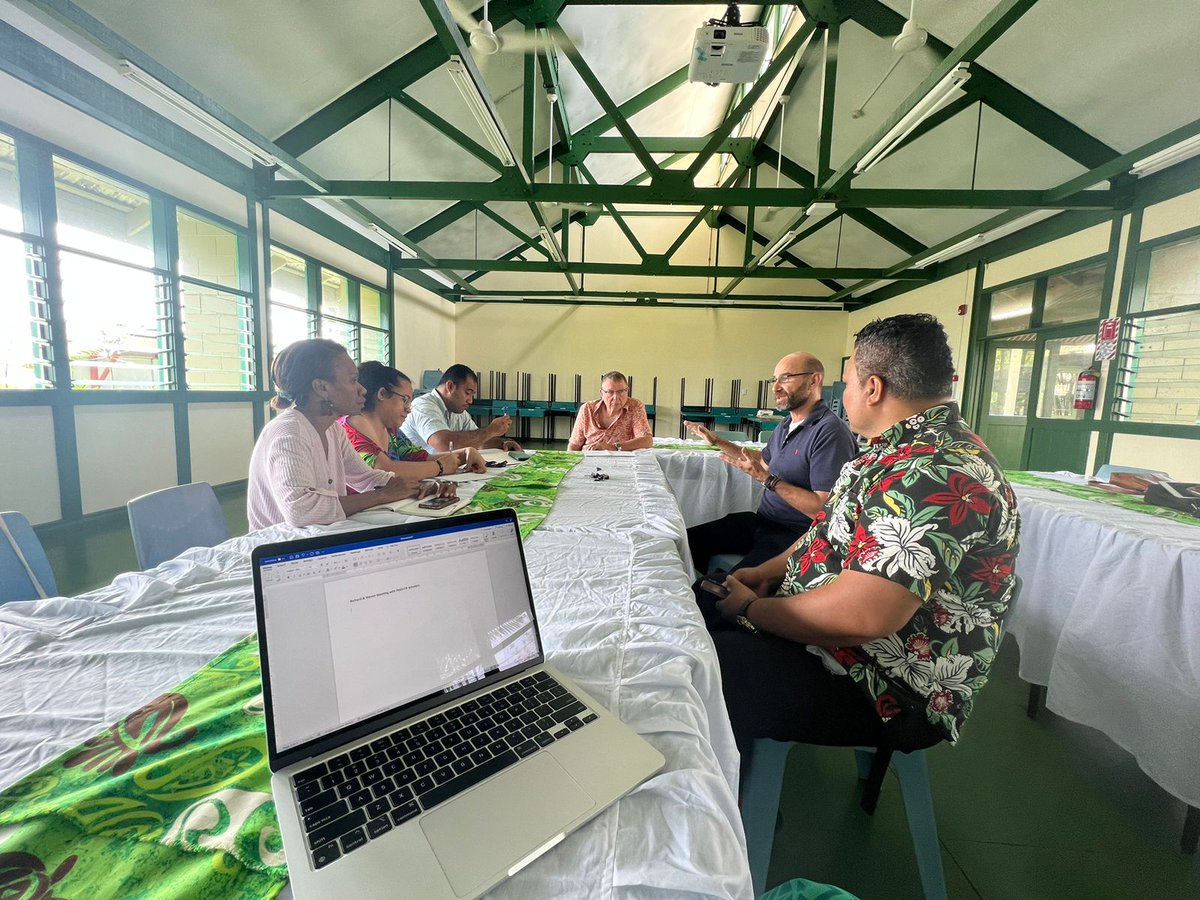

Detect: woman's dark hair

[853,313,954,401]
[358,361,412,412]
[270,339,348,410]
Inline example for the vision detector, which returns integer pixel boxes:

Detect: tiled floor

[31,471,1200,899]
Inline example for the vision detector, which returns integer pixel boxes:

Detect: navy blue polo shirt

[759,401,858,529]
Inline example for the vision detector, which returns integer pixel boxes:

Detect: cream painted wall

[0,406,60,525]
[189,403,255,487]
[981,222,1111,288]
[394,282,457,379]
[844,270,976,402]
[75,405,177,514]
[1108,434,1200,482]
[1141,186,1200,242]
[453,303,848,436]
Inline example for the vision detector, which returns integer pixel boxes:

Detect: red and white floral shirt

[781,402,1020,743]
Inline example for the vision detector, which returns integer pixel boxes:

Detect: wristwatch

[616,441,623,451]
[735,597,759,633]
[763,473,780,492]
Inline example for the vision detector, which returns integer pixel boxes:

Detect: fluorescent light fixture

[854,62,972,175]
[850,278,897,297]
[977,209,1059,244]
[117,60,277,166]
[538,226,565,264]
[912,233,984,269]
[804,201,838,221]
[1130,134,1200,177]
[756,230,797,268]
[446,56,516,167]
[426,270,456,289]
[368,223,410,256]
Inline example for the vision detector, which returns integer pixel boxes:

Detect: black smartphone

[699,577,730,598]
[485,460,508,468]
[419,496,458,510]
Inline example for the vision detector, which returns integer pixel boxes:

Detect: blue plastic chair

[419,369,443,394]
[126,482,231,570]
[0,511,57,603]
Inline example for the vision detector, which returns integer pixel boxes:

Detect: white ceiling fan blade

[444,0,481,35]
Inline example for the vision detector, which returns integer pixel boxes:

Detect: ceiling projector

[688,4,770,85]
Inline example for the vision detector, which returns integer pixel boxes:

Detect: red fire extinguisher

[1073,368,1099,410]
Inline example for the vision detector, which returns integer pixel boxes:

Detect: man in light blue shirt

[401,364,522,453]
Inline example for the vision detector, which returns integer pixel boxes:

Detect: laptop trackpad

[421,753,594,895]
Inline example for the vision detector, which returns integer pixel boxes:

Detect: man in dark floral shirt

[710,314,1019,752]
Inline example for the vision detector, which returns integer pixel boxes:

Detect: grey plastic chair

[0,511,57,603]
[712,429,745,442]
[127,482,231,570]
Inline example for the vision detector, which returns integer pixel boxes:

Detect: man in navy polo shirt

[686,352,857,580]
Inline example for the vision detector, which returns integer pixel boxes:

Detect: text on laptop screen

[258,518,540,753]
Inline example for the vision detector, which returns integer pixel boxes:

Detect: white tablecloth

[1007,483,1200,809]
[0,453,751,899]
[649,448,764,529]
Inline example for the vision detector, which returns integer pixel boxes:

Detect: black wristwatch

[763,473,780,492]
[735,597,758,633]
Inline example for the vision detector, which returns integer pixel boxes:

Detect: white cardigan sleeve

[262,426,348,527]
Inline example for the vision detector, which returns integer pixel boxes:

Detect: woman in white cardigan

[247,339,453,529]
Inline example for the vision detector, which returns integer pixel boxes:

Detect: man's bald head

[771,352,826,416]
[776,352,824,378]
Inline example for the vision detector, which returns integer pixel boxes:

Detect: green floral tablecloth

[0,635,285,899]
[461,450,583,537]
[0,452,585,898]
[651,442,720,451]
[1007,471,1200,526]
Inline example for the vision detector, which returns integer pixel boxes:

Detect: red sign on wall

[1094,317,1120,362]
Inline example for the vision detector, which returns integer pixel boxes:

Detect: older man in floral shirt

[710,313,1019,752]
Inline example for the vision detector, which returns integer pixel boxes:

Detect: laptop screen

[256,515,542,755]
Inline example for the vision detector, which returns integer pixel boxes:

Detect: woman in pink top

[568,371,654,451]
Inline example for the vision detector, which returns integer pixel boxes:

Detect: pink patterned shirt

[569,398,652,449]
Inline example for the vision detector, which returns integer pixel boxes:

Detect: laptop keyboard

[290,670,599,870]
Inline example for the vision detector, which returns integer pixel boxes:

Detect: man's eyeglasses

[601,389,628,396]
[766,372,816,386]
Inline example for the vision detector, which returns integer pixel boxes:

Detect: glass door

[1024,328,1097,472]
[977,337,1035,469]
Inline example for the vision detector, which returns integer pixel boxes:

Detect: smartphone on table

[699,572,730,598]
[419,496,459,510]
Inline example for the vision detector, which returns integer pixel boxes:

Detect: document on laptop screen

[259,520,541,753]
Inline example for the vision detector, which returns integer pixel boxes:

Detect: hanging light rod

[854,62,972,175]
[445,56,516,167]
[117,59,278,167]
[1129,133,1200,177]
[538,226,566,265]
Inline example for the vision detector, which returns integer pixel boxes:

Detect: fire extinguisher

[1073,368,1099,410]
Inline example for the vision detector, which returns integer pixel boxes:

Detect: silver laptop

[252,509,664,899]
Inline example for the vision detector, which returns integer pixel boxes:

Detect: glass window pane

[987,343,1035,417]
[181,283,254,391]
[178,210,240,289]
[360,285,383,328]
[321,268,350,319]
[60,250,171,389]
[1115,310,1200,426]
[988,283,1034,335]
[322,317,356,359]
[1036,333,1096,420]
[0,133,20,234]
[1043,264,1104,326]
[269,304,313,359]
[269,246,308,308]
[361,327,388,364]
[1143,237,1200,313]
[0,235,53,389]
[54,157,154,267]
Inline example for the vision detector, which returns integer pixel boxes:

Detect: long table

[1006,478,1200,849]
[0,452,752,898]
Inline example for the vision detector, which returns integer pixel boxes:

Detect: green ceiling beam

[822,0,1040,194]
[684,19,820,181]
[523,40,537,175]
[476,204,554,260]
[841,0,1118,171]
[580,136,752,156]
[455,295,846,310]
[459,290,840,303]
[396,257,927,280]
[754,145,817,190]
[717,208,843,296]
[718,211,844,293]
[577,161,647,259]
[407,200,477,243]
[664,164,746,260]
[536,38,573,156]
[842,208,927,256]
[880,91,979,161]
[275,0,526,156]
[551,25,661,179]
[743,167,758,264]
[815,21,839,183]
[392,92,505,173]
[268,178,1119,210]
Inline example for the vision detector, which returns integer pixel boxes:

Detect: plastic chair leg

[892,751,947,900]
[854,748,874,781]
[742,738,792,896]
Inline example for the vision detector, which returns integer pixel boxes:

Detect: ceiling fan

[446,0,546,57]
[850,0,929,119]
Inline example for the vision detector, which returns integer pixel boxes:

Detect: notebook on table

[251,509,663,899]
